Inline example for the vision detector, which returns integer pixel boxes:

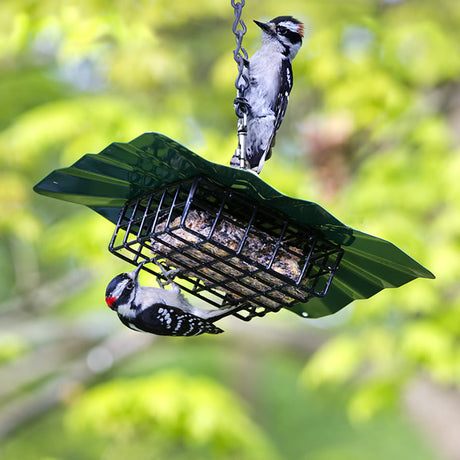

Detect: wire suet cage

[108,177,344,321]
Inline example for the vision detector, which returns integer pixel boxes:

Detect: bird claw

[151,258,181,288]
[233,97,250,115]
[156,278,169,289]
[165,268,181,278]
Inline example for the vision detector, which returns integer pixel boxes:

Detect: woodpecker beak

[132,260,146,279]
[254,20,275,35]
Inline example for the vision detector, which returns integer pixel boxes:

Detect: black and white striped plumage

[230,16,304,174]
[105,264,237,336]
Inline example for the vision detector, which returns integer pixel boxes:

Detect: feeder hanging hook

[231,0,250,169]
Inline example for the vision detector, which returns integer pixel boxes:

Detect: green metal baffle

[34,132,434,320]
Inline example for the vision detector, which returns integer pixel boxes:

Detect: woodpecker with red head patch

[230,15,304,174]
[105,261,240,336]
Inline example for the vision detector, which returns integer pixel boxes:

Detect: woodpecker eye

[126,280,134,290]
[278,27,288,36]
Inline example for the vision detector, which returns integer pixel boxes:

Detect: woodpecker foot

[152,258,181,288]
[233,96,250,115]
[158,268,181,288]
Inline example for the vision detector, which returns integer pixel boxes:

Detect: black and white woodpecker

[230,16,304,174]
[105,261,240,336]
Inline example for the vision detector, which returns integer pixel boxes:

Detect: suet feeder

[108,176,343,321]
[34,132,434,321]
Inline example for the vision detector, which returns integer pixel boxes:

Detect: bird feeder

[34,132,434,320]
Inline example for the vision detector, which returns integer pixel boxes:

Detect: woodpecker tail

[245,116,277,174]
[203,323,225,335]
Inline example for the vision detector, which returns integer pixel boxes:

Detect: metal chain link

[232,0,249,98]
[231,0,250,169]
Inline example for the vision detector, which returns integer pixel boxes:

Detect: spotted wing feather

[119,304,224,336]
[264,59,292,162]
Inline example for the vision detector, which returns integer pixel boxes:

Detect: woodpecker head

[105,263,143,311]
[254,16,304,60]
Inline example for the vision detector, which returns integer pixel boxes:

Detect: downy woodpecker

[230,16,304,174]
[105,261,240,336]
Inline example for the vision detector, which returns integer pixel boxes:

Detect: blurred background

[1,0,459,458]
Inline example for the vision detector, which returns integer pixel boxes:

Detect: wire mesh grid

[108,177,343,321]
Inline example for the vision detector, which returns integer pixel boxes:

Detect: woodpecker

[230,16,304,174]
[105,261,240,336]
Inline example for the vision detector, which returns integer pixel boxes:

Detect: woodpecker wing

[118,304,224,336]
[264,59,293,162]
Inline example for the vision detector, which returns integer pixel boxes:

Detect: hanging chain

[231,0,250,169]
[232,0,249,100]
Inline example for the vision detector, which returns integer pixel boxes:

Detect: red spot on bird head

[106,296,116,308]
[298,23,304,38]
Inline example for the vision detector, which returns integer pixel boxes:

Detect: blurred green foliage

[1,0,459,458]
[67,371,279,460]
[1,345,437,460]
